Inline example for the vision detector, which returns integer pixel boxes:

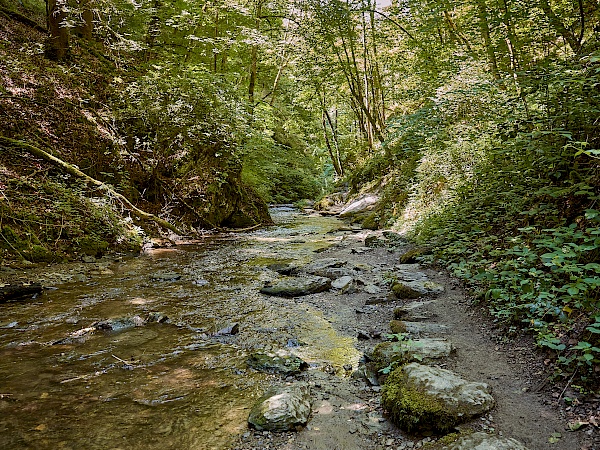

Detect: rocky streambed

[0,207,595,449]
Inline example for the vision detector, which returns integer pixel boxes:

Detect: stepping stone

[443,432,529,449]
[382,363,495,432]
[331,276,354,291]
[403,280,445,295]
[371,338,454,371]
[247,351,308,375]
[402,321,449,336]
[260,276,331,297]
[248,383,311,432]
[394,301,436,319]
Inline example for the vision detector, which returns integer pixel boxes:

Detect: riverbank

[0,207,597,449]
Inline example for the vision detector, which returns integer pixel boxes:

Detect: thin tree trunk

[538,0,581,53]
[475,0,501,81]
[145,0,162,61]
[249,1,262,104]
[45,0,69,60]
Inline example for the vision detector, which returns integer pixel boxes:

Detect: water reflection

[0,207,358,449]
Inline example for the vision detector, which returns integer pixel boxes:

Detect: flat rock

[403,321,449,336]
[394,266,428,282]
[363,284,383,295]
[331,276,354,290]
[310,267,353,280]
[403,280,445,295]
[394,301,436,318]
[382,363,495,432]
[150,271,182,282]
[371,339,454,371]
[443,432,529,450]
[302,258,346,273]
[248,383,311,432]
[247,351,308,375]
[267,263,299,275]
[260,276,331,297]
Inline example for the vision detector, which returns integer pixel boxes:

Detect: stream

[0,207,358,449]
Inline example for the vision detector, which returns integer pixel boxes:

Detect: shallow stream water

[0,207,359,449]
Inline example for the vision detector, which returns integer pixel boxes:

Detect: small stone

[248,383,312,432]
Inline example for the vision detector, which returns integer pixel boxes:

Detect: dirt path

[235,220,596,450]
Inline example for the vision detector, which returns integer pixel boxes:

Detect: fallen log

[0,283,43,303]
[0,136,186,236]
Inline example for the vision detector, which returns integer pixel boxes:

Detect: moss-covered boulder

[260,276,331,297]
[398,248,424,264]
[247,351,308,375]
[392,282,421,299]
[382,363,494,433]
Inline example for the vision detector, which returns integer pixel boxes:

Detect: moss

[399,248,424,264]
[28,244,55,262]
[362,212,379,230]
[392,282,421,299]
[78,236,109,256]
[390,319,407,334]
[394,307,406,319]
[371,341,410,372]
[382,366,458,433]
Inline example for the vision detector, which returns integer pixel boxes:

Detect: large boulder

[260,276,331,297]
[382,363,495,432]
[443,432,529,450]
[339,194,379,218]
[248,383,312,432]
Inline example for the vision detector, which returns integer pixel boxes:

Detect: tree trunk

[144,0,162,61]
[475,0,501,81]
[76,0,93,40]
[538,0,581,53]
[249,1,263,104]
[45,0,69,60]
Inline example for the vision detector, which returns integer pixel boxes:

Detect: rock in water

[247,351,308,375]
[260,276,331,297]
[248,383,311,432]
[443,432,529,450]
[382,363,494,432]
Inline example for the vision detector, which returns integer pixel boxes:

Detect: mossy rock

[382,366,457,433]
[362,212,379,230]
[382,363,495,433]
[28,244,55,263]
[399,248,424,264]
[78,236,109,257]
[390,319,407,334]
[392,282,421,299]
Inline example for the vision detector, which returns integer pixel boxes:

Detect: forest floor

[233,210,599,450]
